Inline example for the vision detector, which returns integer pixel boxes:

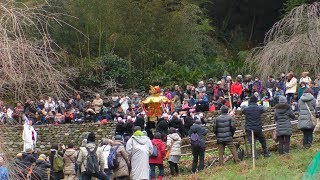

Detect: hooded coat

[298,93,316,130]
[149,139,166,165]
[189,123,207,149]
[275,103,295,136]
[63,148,77,175]
[188,124,207,140]
[76,142,105,173]
[126,134,153,180]
[22,122,37,152]
[112,141,130,178]
[166,133,182,156]
[100,144,111,169]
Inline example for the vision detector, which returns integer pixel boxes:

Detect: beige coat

[76,143,105,172]
[112,141,130,178]
[92,98,103,113]
[286,77,298,94]
[63,149,77,175]
[166,133,182,156]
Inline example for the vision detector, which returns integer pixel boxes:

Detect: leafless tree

[0,0,75,101]
[246,2,320,78]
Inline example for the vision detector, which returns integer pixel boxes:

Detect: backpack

[53,153,64,172]
[107,145,120,170]
[85,146,99,174]
[190,133,202,147]
[150,144,158,158]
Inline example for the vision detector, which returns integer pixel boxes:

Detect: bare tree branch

[246,2,320,78]
[0,0,75,101]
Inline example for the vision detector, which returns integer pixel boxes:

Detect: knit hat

[221,105,229,113]
[87,132,96,143]
[249,95,258,103]
[39,154,46,160]
[278,96,287,104]
[114,135,123,141]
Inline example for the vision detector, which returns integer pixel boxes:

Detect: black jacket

[214,114,236,143]
[188,124,207,140]
[156,118,169,135]
[124,121,134,136]
[21,153,36,169]
[275,103,295,136]
[115,122,125,136]
[169,117,184,135]
[134,116,145,130]
[183,116,194,132]
[31,159,51,180]
[243,103,265,131]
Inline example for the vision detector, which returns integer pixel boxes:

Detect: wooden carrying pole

[228,82,233,110]
[251,130,256,170]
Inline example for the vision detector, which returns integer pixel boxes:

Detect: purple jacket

[253,80,263,93]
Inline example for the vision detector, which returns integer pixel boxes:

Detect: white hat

[39,154,46,160]
[217,81,221,85]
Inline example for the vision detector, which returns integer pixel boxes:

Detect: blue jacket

[0,167,9,180]
[197,95,209,105]
[279,81,286,93]
[243,103,266,131]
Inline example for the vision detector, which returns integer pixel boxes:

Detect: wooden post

[252,130,256,170]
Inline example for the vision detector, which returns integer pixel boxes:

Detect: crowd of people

[1,71,319,127]
[0,71,319,179]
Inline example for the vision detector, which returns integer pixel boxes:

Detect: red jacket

[149,139,166,165]
[231,82,243,95]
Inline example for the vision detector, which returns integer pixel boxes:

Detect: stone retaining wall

[0,108,297,156]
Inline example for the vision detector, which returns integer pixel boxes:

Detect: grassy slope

[174,143,320,180]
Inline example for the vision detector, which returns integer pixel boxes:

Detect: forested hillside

[1,0,315,99]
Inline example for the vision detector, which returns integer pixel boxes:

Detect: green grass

[174,144,320,180]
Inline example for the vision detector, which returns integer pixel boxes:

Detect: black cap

[249,96,258,103]
[87,132,96,143]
